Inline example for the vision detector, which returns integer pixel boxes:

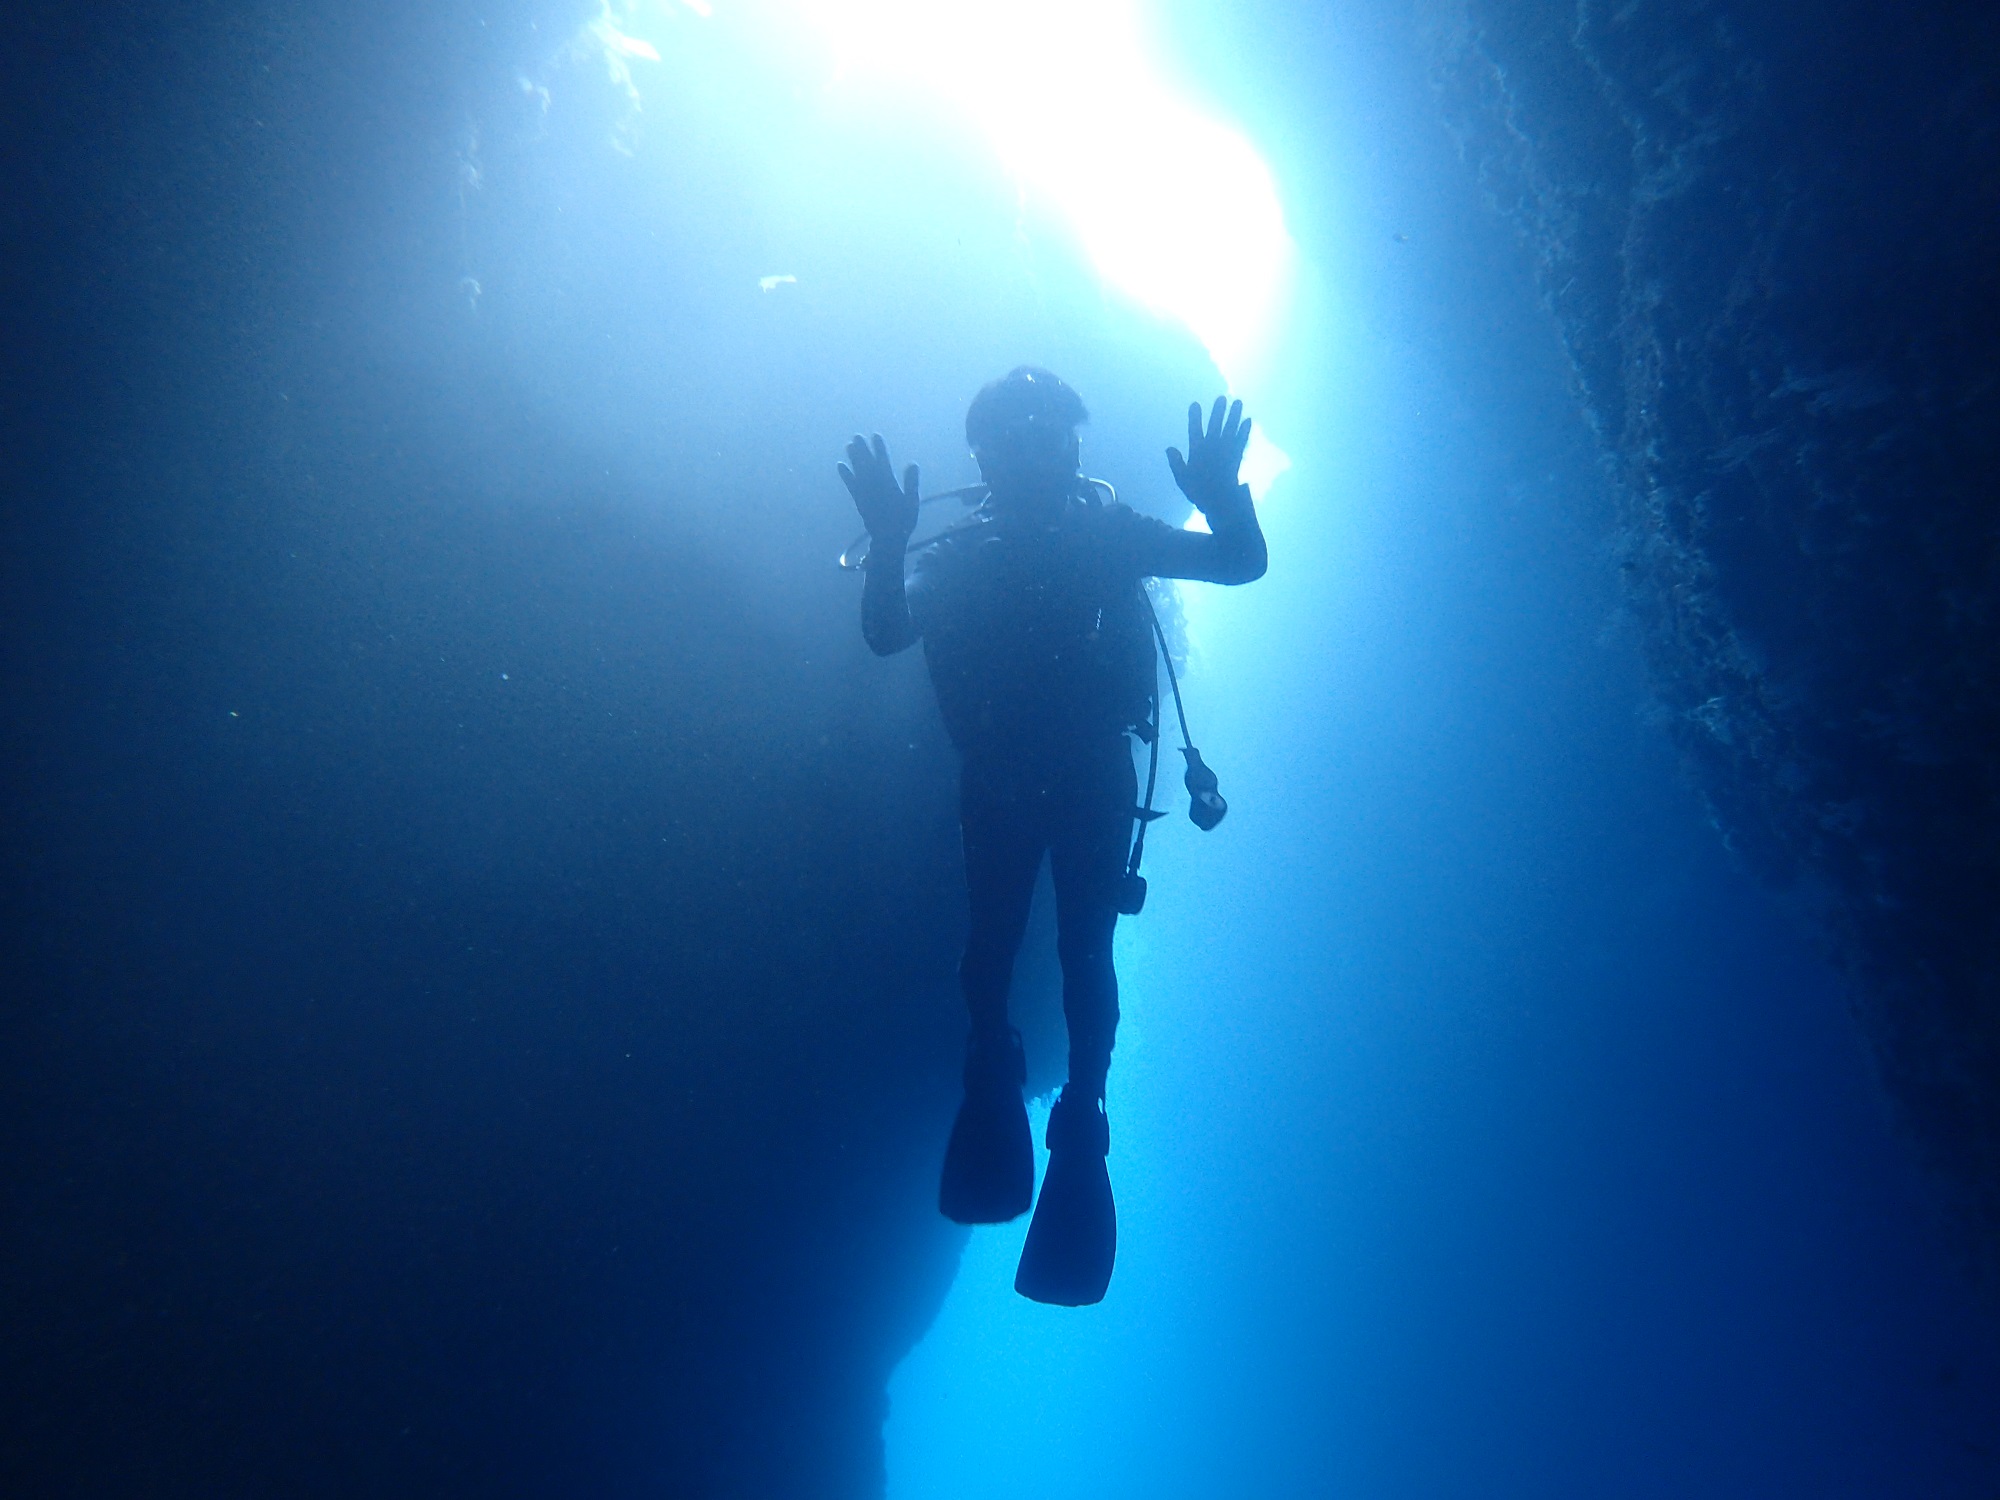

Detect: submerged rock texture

[0,2,1065,1494]
[1433,0,2000,1271]
[2,0,1185,1490]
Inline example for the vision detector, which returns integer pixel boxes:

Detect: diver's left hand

[1166,396,1252,514]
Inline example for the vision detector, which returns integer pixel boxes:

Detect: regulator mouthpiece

[1182,747,1227,832]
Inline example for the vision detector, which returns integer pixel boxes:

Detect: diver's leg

[1046,742,1137,1100]
[957,755,1042,1036]
[1016,741,1134,1305]
[941,755,1043,1225]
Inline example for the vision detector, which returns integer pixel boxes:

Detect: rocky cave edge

[1432,0,2000,1276]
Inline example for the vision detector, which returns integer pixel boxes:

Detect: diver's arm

[1144,483,1268,585]
[1133,487,1267,584]
[861,537,919,655]
[838,432,922,655]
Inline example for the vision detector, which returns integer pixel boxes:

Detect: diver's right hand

[838,433,920,542]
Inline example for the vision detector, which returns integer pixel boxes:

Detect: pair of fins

[940,1029,1116,1307]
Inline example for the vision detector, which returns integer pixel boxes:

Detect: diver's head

[966,366,1086,509]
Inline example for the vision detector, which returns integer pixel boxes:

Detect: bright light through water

[572,14,1303,1485]
[788,0,1293,385]
[564,1,1307,1491]
[603,0,1296,499]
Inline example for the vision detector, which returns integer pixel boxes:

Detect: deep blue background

[3,1,1996,1496]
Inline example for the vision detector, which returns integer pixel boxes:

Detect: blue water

[871,5,2000,1493]
[6,2,1997,1495]
[887,328,1999,1497]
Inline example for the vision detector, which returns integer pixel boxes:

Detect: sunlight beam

[785,0,1295,386]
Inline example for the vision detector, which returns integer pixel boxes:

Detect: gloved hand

[1166,396,1253,516]
[838,433,920,543]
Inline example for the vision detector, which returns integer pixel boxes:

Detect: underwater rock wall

[1431,0,2000,1272]
[0,1,1076,1494]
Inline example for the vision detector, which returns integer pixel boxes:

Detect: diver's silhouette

[841,368,1267,1305]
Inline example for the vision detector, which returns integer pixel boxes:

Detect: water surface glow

[606,0,1295,388]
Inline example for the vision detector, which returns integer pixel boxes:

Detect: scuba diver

[840,367,1266,1305]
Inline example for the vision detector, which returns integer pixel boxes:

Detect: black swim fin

[1014,1090,1116,1306]
[939,1028,1034,1225]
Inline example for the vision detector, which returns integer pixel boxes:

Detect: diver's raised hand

[838,433,920,543]
[1166,397,1253,514]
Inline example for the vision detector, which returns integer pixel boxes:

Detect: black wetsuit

[898,489,1266,1098]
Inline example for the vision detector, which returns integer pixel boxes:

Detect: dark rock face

[1432,0,2000,1271]
[0,2,1066,1495]
[3,0,1190,1485]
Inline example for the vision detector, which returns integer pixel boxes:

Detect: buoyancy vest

[912,494,1157,757]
